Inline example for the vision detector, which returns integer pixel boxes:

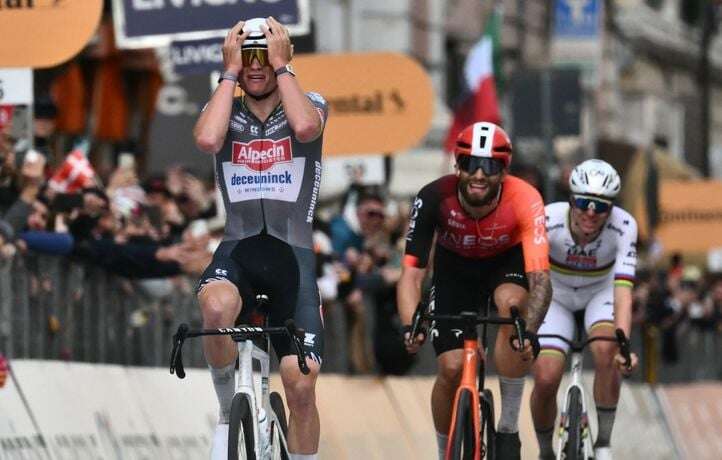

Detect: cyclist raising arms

[531,159,639,460]
[193,17,327,460]
[397,122,552,459]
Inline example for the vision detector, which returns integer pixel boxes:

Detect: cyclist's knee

[281,360,319,412]
[533,360,564,397]
[437,351,463,386]
[198,282,241,326]
[591,342,617,369]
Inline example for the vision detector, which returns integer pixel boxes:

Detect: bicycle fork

[556,351,594,460]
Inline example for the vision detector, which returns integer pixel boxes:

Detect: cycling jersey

[538,202,638,353]
[214,93,328,250]
[545,202,637,290]
[403,175,549,272]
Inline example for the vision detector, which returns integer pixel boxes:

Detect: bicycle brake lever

[509,307,526,352]
[170,323,188,379]
[409,303,426,344]
[285,319,310,375]
[615,328,632,371]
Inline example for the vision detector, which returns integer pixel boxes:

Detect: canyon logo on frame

[0,0,103,68]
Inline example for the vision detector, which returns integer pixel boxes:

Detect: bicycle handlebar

[409,303,528,351]
[170,319,310,379]
[536,329,632,368]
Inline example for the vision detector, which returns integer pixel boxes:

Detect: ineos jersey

[545,202,637,289]
[403,175,549,273]
[214,93,328,249]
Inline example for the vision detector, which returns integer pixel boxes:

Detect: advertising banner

[112,0,309,49]
[551,0,602,65]
[0,1,103,68]
[656,180,722,253]
[0,367,50,458]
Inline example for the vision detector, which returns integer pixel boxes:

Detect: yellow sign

[292,52,435,156]
[0,0,103,68]
[657,180,722,253]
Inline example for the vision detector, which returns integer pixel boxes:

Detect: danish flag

[48,142,96,193]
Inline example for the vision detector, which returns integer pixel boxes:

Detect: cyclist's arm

[514,185,551,332]
[278,82,326,143]
[193,83,237,154]
[397,265,427,326]
[612,211,638,336]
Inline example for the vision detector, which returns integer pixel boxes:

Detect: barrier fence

[1,253,721,383]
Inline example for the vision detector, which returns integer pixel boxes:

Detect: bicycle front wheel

[449,389,476,460]
[229,393,255,460]
[563,387,583,460]
[270,391,289,460]
[480,389,495,459]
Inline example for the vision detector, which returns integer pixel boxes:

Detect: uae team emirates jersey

[403,175,550,273]
[214,93,328,249]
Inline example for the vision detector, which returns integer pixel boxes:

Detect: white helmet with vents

[569,159,621,199]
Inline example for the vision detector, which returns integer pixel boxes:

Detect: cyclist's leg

[530,299,574,458]
[197,242,249,422]
[270,244,324,457]
[585,287,619,449]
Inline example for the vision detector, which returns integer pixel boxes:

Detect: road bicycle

[170,295,309,460]
[537,314,631,460]
[410,301,529,460]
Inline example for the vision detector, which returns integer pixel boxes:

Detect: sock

[436,431,448,460]
[289,454,318,460]
[535,426,555,458]
[210,362,236,424]
[498,376,525,433]
[594,405,616,447]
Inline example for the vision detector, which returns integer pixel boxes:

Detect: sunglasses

[362,209,385,219]
[571,195,613,214]
[456,156,505,176]
[241,48,269,67]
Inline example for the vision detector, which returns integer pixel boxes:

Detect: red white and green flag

[444,8,502,153]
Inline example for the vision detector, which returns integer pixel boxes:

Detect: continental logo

[327,89,405,115]
[0,0,65,10]
[232,137,292,172]
[660,210,722,223]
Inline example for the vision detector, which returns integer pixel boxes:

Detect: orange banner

[0,0,103,68]
[292,52,435,156]
[657,180,722,253]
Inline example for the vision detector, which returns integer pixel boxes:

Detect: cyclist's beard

[458,177,501,207]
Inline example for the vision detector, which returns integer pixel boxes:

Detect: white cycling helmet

[241,17,268,50]
[569,159,621,199]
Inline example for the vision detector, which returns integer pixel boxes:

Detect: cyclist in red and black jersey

[397,122,552,459]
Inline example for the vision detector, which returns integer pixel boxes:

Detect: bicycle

[537,314,631,460]
[409,301,529,460]
[169,295,310,460]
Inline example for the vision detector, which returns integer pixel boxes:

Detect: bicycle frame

[411,305,527,460]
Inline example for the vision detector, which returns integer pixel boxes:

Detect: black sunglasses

[456,156,505,176]
[571,195,613,214]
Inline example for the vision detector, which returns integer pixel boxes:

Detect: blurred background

[2,0,722,458]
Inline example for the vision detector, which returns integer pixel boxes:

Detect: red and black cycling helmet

[454,121,513,168]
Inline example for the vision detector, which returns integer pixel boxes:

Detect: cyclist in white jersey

[530,160,639,460]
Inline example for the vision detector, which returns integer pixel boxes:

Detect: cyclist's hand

[223,20,247,75]
[510,331,540,362]
[402,326,425,355]
[614,351,638,375]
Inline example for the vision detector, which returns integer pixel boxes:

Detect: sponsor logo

[439,230,511,249]
[250,125,259,135]
[327,89,405,114]
[547,223,564,231]
[265,119,289,136]
[627,250,637,258]
[306,160,322,223]
[230,171,292,186]
[215,268,228,277]
[232,137,292,171]
[304,333,316,347]
[307,92,326,105]
[505,273,525,280]
[566,254,598,268]
[447,219,464,229]
[406,197,423,241]
[533,214,547,244]
[606,223,624,236]
[452,329,463,339]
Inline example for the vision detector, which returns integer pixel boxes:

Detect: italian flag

[444,9,502,153]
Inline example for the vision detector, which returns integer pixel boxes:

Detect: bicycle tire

[480,389,496,459]
[270,391,289,460]
[450,389,475,460]
[563,387,583,460]
[229,393,255,460]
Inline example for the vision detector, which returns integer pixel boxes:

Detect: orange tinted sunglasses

[242,48,269,66]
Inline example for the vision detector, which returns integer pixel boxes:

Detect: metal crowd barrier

[0,253,205,368]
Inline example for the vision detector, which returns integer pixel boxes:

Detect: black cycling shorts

[429,243,528,356]
[197,234,323,364]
